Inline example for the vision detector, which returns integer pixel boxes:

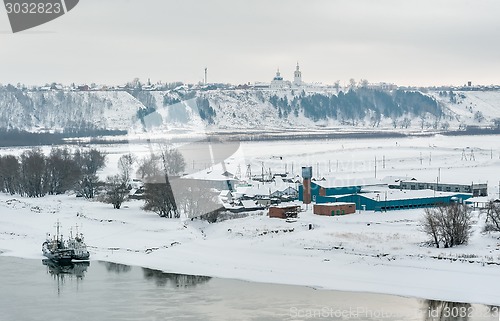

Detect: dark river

[0,256,497,321]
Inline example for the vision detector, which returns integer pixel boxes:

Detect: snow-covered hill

[0,90,141,132]
[0,87,499,135]
[431,90,500,128]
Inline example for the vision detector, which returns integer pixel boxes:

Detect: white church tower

[293,62,302,87]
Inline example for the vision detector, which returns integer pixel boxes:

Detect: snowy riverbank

[1,193,500,306]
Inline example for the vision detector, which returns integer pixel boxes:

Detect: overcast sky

[1,0,499,87]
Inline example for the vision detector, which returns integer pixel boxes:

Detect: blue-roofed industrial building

[299,177,473,211]
[298,177,382,203]
[315,190,472,211]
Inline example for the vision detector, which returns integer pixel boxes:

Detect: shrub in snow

[484,201,500,233]
[421,203,473,248]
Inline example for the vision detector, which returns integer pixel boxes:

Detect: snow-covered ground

[1,134,500,306]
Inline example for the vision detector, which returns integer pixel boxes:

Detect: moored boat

[42,221,90,263]
[66,226,90,261]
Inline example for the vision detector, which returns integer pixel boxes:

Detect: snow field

[1,134,500,305]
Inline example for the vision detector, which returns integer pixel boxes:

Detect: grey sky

[1,0,499,86]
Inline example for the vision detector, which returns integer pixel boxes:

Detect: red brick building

[269,205,301,219]
[313,202,356,216]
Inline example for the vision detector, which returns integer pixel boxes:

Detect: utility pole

[204,67,208,85]
[374,156,377,178]
[383,155,386,169]
[235,164,241,179]
[246,164,252,180]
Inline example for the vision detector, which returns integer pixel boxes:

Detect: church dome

[273,69,283,81]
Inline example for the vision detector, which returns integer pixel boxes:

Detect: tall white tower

[293,62,302,87]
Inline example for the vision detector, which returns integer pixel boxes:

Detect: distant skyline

[1,0,499,87]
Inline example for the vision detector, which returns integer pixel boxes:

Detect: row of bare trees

[0,145,219,218]
[0,148,106,198]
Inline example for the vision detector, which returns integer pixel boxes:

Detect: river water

[0,256,497,321]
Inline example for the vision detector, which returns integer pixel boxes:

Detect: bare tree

[0,155,20,195]
[391,117,398,129]
[74,149,106,199]
[136,154,162,179]
[172,179,221,219]
[432,115,441,130]
[440,203,472,247]
[142,178,179,218]
[423,207,442,248]
[19,148,46,197]
[421,203,473,248]
[103,175,129,209]
[142,146,184,219]
[161,147,186,176]
[136,147,185,178]
[420,114,427,130]
[46,148,80,195]
[118,153,136,183]
[484,201,500,232]
[401,117,411,129]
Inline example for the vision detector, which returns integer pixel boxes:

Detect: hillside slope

[0,86,499,135]
[431,90,500,127]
